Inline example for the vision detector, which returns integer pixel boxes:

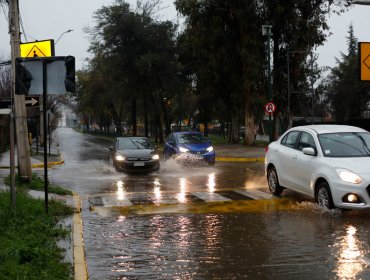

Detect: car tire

[267,166,284,196]
[315,181,335,210]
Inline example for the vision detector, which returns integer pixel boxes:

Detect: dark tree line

[73,0,370,144]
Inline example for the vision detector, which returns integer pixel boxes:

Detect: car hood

[180,143,211,152]
[117,149,154,157]
[328,157,370,174]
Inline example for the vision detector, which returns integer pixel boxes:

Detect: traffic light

[65,56,75,93]
[15,58,32,95]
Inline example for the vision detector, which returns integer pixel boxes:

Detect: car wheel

[267,166,284,196]
[316,182,335,210]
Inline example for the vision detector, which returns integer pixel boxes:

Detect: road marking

[235,189,273,200]
[89,189,274,209]
[192,192,231,202]
[102,196,133,207]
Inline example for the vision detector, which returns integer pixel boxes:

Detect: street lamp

[262,25,273,142]
[55,29,73,45]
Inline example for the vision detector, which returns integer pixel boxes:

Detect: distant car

[108,137,160,173]
[163,132,215,165]
[265,125,370,210]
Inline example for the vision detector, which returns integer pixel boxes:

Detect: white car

[265,125,370,210]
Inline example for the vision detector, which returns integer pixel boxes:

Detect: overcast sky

[0,1,369,71]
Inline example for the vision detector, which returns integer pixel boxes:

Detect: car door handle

[292,155,298,159]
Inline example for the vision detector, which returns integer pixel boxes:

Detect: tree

[324,24,370,122]
[0,60,10,99]
[175,0,265,144]
[260,0,344,138]
[77,0,183,142]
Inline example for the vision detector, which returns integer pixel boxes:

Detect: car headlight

[207,146,214,152]
[115,154,125,161]
[179,147,189,153]
[152,154,160,160]
[336,168,363,184]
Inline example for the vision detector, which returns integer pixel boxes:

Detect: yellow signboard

[359,42,370,81]
[20,40,55,58]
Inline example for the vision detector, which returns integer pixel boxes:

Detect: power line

[0,61,11,66]
[18,1,28,41]
[0,0,8,21]
[19,14,28,41]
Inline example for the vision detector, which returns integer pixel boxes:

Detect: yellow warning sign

[359,42,370,81]
[20,40,55,58]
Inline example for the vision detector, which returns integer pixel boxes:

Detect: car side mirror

[302,147,316,156]
[108,146,114,151]
[167,141,174,146]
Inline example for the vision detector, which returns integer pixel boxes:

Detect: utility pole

[9,0,32,181]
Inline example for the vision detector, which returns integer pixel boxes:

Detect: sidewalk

[0,144,64,169]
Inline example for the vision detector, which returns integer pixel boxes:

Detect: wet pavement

[2,127,370,279]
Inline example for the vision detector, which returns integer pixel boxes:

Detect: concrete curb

[0,155,266,168]
[73,193,89,280]
[31,159,65,169]
[216,157,265,162]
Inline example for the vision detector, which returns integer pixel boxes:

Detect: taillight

[265,146,269,154]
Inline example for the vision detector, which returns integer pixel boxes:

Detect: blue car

[163,132,215,165]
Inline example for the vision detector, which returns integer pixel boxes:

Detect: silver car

[109,137,160,173]
[265,125,370,210]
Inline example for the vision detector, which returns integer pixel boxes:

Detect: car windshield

[176,133,207,144]
[318,132,370,157]
[118,138,153,150]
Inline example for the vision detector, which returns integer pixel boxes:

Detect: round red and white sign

[265,102,276,114]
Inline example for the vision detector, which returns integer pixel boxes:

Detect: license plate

[134,162,145,166]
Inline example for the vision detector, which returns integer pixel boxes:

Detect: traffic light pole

[9,0,32,182]
[42,60,49,214]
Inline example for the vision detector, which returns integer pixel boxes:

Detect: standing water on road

[49,128,370,279]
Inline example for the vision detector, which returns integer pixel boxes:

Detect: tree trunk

[132,97,137,136]
[244,103,255,146]
[144,97,148,137]
[230,113,239,143]
[203,122,208,137]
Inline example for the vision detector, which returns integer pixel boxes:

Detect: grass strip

[0,175,74,280]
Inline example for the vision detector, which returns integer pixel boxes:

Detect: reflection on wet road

[50,128,370,280]
[84,209,370,280]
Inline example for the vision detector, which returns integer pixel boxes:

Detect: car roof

[292,125,368,134]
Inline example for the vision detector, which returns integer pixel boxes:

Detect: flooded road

[50,128,370,280]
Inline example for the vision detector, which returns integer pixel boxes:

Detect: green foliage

[78,0,348,142]
[5,173,73,196]
[323,24,370,122]
[0,191,73,280]
[78,0,184,140]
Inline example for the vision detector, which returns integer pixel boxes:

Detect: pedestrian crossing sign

[20,40,55,58]
[359,42,370,81]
